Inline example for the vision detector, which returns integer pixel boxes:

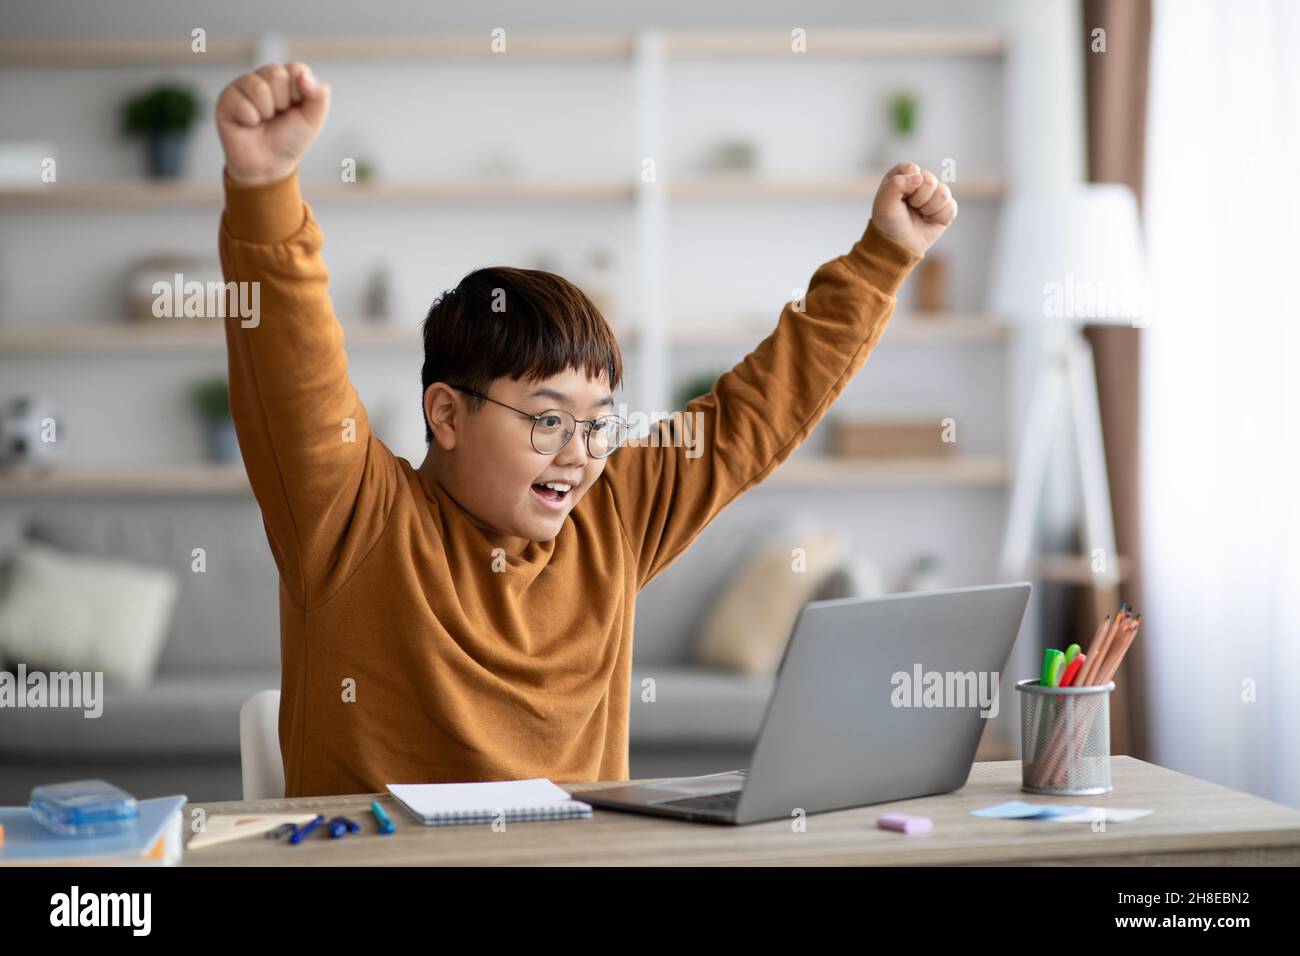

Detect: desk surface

[182,757,1300,865]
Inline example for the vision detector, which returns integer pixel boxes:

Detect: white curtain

[1142,0,1300,807]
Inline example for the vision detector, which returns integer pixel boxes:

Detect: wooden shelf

[0,322,420,353]
[0,38,260,66]
[0,179,636,208]
[0,314,1005,354]
[1027,554,1132,585]
[291,35,634,61]
[658,314,1009,347]
[877,316,1011,344]
[766,455,1008,488]
[0,465,250,497]
[664,29,1005,59]
[0,30,1001,66]
[0,35,633,66]
[0,455,1007,497]
[1,173,1001,207]
[670,172,1003,201]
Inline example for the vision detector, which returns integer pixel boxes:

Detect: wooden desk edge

[180,758,1300,866]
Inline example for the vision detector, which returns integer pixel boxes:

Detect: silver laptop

[583,582,1032,825]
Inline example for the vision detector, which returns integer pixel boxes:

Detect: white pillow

[691,527,850,676]
[0,541,179,690]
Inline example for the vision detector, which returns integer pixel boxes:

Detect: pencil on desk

[1097,614,1140,685]
[1072,615,1110,687]
[1077,608,1122,686]
[1090,610,1133,686]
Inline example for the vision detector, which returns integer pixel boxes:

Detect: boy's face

[435,367,616,541]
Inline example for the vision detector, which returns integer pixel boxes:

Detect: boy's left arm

[602,163,956,589]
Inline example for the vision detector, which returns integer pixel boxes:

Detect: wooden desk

[181,757,1300,866]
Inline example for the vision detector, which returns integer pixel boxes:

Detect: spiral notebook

[387,778,593,826]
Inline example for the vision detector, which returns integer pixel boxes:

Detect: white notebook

[387,778,593,826]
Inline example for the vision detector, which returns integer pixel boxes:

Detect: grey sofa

[0,497,777,804]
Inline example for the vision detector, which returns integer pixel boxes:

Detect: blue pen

[371,801,395,835]
[327,816,362,837]
[288,814,325,844]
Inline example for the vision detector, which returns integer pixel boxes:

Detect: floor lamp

[989,184,1151,621]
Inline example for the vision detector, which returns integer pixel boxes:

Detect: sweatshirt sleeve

[218,166,397,610]
[601,219,922,589]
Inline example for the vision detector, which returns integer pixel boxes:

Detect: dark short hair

[420,267,624,443]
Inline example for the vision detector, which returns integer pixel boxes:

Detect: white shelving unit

[0,28,1009,498]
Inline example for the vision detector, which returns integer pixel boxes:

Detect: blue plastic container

[30,780,139,837]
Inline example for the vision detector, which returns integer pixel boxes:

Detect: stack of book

[0,795,186,866]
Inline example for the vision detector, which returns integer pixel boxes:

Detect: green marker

[1040,648,1065,686]
[1063,643,1082,665]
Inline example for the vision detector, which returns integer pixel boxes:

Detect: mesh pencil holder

[1015,678,1114,796]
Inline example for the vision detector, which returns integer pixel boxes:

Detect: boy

[215,63,956,798]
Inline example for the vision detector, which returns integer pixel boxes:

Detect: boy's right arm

[217,64,395,610]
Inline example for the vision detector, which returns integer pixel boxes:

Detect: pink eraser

[877,813,933,834]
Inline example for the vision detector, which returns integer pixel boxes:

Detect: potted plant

[189,375,238,463]
[875,89,920,167]
[674,371,723,410]
[122,82,201,178]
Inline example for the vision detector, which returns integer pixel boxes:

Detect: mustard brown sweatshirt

[217,168,921,797]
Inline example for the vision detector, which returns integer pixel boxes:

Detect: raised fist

[870,162,958,256]
[215,62,331,186]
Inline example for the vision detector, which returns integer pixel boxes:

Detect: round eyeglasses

[449,384,629,459]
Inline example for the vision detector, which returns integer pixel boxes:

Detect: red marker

[1059,654,1086,687]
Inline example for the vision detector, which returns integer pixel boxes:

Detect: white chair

[239,689,284,800]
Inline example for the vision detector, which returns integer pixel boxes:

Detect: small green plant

[888,91,918,137]
[674,371,722,410]
[189,376,230,422]
[122,82,201,137]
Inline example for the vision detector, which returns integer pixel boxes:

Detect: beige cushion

[0,541,179,690]
[691,528,850,675]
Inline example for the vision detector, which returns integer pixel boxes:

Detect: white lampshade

[988,183,1151,326]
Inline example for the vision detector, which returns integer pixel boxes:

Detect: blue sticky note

[969,800,1088,819]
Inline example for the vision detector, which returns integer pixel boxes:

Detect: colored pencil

[1040,611,1141,787]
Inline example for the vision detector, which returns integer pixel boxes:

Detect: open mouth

[530,481,572,510]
